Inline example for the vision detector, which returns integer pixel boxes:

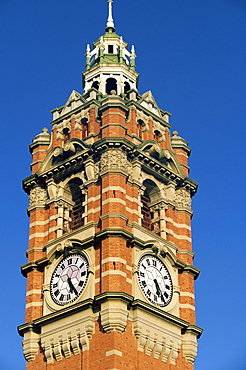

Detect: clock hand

[67,277,78,295]
[154,279,165,303]
[154,279,161,296]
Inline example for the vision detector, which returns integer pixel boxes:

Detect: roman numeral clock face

[50,254,88,306]
[138,254,173,307]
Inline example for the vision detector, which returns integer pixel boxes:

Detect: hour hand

[67,277,78,295]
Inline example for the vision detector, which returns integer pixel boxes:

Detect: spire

[106,0,115,32]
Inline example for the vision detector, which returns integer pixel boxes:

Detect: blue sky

[0,1,245,369]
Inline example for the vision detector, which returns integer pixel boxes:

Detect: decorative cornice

[18,298,94,337]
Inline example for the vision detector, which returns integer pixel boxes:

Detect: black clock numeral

[147,289,151,296]
[140,272,144,277]
[141,263,146,270]
[160,266,162,271]
[164,292,169,299]
[164,276,168,279]
[166,285,170,290]
[54,290,59,297]
[78,281,84,287]
[81,271,86,277]
[55,273,60,278]
[60,294,64,301]
[75,258,78,264]
[67,259,72,265]
[79,263,85,269]
[142,281,147,288]
[146,259,150,266]
[67,294,71,300]
[153,260,157,267]
[53,283,58,288]
[60,264,65,270]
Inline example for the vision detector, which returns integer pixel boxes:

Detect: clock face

[50,254,88,306]
[138,254,173,307]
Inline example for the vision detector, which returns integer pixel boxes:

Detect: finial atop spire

[106,0,115,32]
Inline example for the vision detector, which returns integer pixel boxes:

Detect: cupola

[83,0,138,95]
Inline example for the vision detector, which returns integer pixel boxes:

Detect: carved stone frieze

[100,149,132,175]
[174,188,191,209]
[29,186,48,207]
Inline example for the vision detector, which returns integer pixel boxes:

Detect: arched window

[106,78,117,95]
[124,81,131,94]
[81,118,88,139]
[92,81,99,90]
[154,130,162,142]
[137,119,145,140]
[64,179,85,232]
[141,180,161,235]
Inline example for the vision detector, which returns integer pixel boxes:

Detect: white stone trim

[179,303,195,310]
[165,217,191,230]
[102,186,126,194]
[102,257,126,265]
[126,207,139,215]
[166,229,191,242]
[29,215,57,228]
[102,270,126,278]
[29,228,56,239]
[87,206,101,215]
[87,194,101,202]
[106,350,122,357]
[26,302,43,308]
[180,292,195,299]
[102,198,126,206]
[26,289,42,296]
[126,194,139,203]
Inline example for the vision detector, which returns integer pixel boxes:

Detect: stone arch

[64,178,85,231]
[141,179,161,234]
[106,78,117,95]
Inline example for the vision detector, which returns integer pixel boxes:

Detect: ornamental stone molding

[29,186,48,207]
[40,310,94,364]
[132,310,182,365]
[174,188,192,209]
[136,110,149,130]
[74,110,90,131]
[100,149,132,175]
[56,119,71,140]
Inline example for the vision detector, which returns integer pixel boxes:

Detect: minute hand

[154,279,165,303]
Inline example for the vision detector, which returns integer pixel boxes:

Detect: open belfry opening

[18,1,202,369]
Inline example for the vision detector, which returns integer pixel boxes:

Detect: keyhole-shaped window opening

[141,180,161,235]
[92,81,99,90]
[124,81,131,94]
[137,119,145,140]
[154,130,162,142]
[108,45,114,54]
[63,128,70,143]
[81,118,88,139]
[106,78,117,95]
[141,192,152,231]
[69,180,85,231]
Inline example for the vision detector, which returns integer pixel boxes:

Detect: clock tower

[18,2,202,369]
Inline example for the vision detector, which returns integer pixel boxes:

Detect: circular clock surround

[138,254,173,307]
[50,253,89,306]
